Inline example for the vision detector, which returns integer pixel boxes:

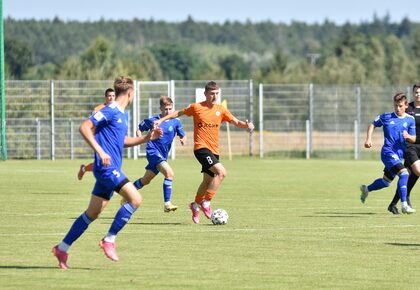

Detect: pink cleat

[99,239,119,261]
[200,204,212,219]
[52,245,68,270]
[189,202,200,224]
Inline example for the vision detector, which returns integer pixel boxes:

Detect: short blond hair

[160,96,173,107]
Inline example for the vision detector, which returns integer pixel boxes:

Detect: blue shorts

[92,166,129,200]
[381,151,404,179]
[145,153,166,175]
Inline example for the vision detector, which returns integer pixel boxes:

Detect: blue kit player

[122,96,186,212]
[52,76,162,269]
[360,92,416,214]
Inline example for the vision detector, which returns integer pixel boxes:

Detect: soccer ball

[211,208,229,225]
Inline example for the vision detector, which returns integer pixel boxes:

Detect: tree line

[5,14,420,84]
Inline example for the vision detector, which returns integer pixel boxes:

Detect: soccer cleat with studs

[52,245,69,270]
[360,185,369,203]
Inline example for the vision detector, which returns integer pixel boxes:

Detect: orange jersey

[182,102,234,154]
[92,103,106,114]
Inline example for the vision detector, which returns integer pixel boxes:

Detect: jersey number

[206,156,213,165]
[113,170,121,178]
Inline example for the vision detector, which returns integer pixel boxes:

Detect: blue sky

[5,0,419,24]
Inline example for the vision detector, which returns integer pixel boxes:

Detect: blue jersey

[90,102,128,172]
[373,112,415,160]
[139,114,185,160]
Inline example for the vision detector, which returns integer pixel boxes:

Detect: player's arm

[79,119,111,167]
[364,124,375,148]
[230,117,254,132]
[154,110,185,127]
[403,131,416,143]
[124,128,163,148]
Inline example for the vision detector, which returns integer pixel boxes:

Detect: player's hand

[150,127,163,140]
[180,136,187,146]
[364,139,372,148]
[153,120,162,128]
[246,120,254,132]
[99,152,111,168]
[403,130,410,139]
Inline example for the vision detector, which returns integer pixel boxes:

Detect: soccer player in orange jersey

[78,88,115,180]
[154,81,254,224]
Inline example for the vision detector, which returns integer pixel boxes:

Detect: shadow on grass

[0,265,92,270]
[32,192,71,195]
[385,242,420,247]
[301,212,377,218]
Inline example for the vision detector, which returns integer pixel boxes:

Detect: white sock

[202,200,210,208]
[164,201,171,206]
[402,201,408,208]
[192,202,199,210]
[104,233,116,243]
[58,242,70,253]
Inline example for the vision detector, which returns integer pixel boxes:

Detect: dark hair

[205,81,219,92]
[104,88,114,96]
[114,76,134,96]
[394,92,407,104]
[159,96,173,107]
[413,84,420,92]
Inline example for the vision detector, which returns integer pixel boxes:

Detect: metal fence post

[70,119,74,160]
[133,80,138,160]
[50,80,55,160]
[355,86,361,160]
[258,83,264,158]
[249,79,254,156]
[308,83,313,156]
[170,80,176,160]
[36,118,41,160]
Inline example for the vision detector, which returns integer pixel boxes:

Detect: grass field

[2,158,420,289]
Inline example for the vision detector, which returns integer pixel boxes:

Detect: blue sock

[133,179,144,190]
[398,171,409,202]
[367,178,391,192]
[163,178,173,202]
[63,212,92,246]
[108,203,137,236]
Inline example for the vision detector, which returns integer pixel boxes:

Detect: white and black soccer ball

[211,208,229,225]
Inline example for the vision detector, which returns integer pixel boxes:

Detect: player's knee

[130,194,143,208]
[216,169,227,180]
[164,169,174,179]
[86,209,101,221]
[382,178,391,187]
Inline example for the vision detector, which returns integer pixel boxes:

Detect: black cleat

[388,204,400,215]
[407,197,412,208]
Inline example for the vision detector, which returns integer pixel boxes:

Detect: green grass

[1,158,420,289]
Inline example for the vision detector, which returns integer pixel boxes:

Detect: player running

[52,76,162,269]
[154,81,254,224]
[360,92,416,214]
[121,96,186,212]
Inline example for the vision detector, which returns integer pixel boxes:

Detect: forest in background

[5,15,420,84]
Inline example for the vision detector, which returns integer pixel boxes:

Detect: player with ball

[154,81,254,224]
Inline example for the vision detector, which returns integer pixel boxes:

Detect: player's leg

[407,159,420,207]
[157,161,177,212]
[360,169,392,204]
[77,162,93,180]
[190,149,222,222]
[189,173,212,224]
[101,180,142,261]
[121,170,156,205]
[52,194,109,269]
[398,169,415,214]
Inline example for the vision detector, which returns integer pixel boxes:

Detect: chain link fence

[3,80,413,160]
